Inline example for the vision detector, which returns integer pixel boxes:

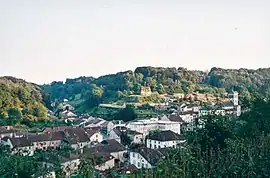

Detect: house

[82,151,116,171]
[146,130,186,149]
[129,147,167,169]
[199,91,241,117]
[43,154,80,177]
[86,139,126,162]
[160,114,185,123]
[177,103,200,113]
[36,171,56,178]
[61,110,77,121]
[106,120,125,134]
[28,131,65,150]
[126,130,143,144]
[59,155,80,177]
[2,137,35,156]
[0,126,15,140]
[179,111,198,123]
[126,118,181,136]
[84,128,103,145]
[82,118,106,128]
[0,126,25,140]
[43,126,72,133]
[63,127,91,150]
[109,128,122,143]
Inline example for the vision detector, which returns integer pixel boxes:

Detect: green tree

[116,105,137,122]
[78,159,94,178]
[7,108,23,125]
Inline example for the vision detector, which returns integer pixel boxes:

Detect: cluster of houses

[0,115,187,177]
[0,91,241,177]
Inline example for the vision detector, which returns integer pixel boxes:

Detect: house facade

[129,147,167,169]
[126,130,143,144]
[146,130,186,149]
[126,118,181,136]
[2,137,35,156]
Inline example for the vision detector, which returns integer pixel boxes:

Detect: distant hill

[2,66,270,119]
[0,76,48,121]
[41,66,270,111]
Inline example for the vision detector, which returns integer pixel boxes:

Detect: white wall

[129,152,153,169]
[146,139,185,149]
[130,134,143,144]
[109,130,121,143]
[95,158,115,171]
[90,133,103,143]
[127,121,181,136]
[111,151,126,162]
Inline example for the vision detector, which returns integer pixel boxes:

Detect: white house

[84,128,103,144]
[85,139,126,163]
[106,120,126,134]
[126,118,181,136]
[129,147,167,169]
[2,137,35,156]
[126,130,143,144]
[108,128,122,143]
[146,130,186,149]
[63,128,91,150]
[83,118,106,128]
[82,150,116,172]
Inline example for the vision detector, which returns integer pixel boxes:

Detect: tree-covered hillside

[0,77,48,122]
[2,66,270,120]
[42,66,270,110]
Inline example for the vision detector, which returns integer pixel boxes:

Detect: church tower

[228,91,239,106]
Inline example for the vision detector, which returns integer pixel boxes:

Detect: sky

[0,0,270,84]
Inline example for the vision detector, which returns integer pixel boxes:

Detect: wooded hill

[42,66,270,109]
[0,76,48,122]
[1,66,270,120]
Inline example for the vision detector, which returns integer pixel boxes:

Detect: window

[158,145,161,149]
[138,162,141,168]
[133,152,135,157]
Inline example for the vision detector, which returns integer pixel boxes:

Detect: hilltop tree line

[1,66,270,123]
[42,67,270,111]
[0,77,48,123]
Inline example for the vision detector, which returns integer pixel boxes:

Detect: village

[0,91,241,177]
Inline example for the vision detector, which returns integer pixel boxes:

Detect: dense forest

[0,77,48,123]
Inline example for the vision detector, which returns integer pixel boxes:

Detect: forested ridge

[42,66,270,110]
[0,76,48,123]
[2,66,270,120]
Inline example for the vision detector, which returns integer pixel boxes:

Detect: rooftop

[146,130,185,142]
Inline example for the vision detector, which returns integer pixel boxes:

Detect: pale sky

[0,0,270,84]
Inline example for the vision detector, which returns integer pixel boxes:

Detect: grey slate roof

[87,139,126,154]
[8,137,33,148]
[64,127,90,144]
[167,114,185,123]
[133,147,168,166]
[146,130,185,141]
